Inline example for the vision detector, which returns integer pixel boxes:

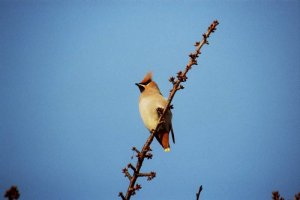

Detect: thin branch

[295,192,300,200]
[272,191,285,200]
[131,147,140,155]
[119,20,219,200]
[4,186,20,200]
[118,192,126,200]
[122,167,132,180]
[137,172,156,181]
[127,163,136,172]
[196,185,203,200]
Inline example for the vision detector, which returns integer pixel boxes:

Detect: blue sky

[1,1,299,200]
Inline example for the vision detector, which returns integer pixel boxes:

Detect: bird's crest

[140,72,153,85]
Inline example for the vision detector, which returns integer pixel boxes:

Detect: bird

[135,72,175,152]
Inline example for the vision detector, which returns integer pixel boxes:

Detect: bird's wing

[170,123,175,144]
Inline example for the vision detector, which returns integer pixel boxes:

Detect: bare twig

[295,192,300,200]
[196,185,203,200]
[272,191,285,200]
[118,192,126,200]
[138,172,156,181]
[122,167,132,180]
[4,186,20,200]
[119,20,219,200]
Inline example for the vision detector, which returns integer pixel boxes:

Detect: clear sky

[1,1,299,200]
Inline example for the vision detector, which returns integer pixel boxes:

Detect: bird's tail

[156,131,171,152]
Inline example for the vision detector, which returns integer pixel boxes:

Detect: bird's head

[135,72,160,93]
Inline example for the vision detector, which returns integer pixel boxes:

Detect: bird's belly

[139,98,162,131]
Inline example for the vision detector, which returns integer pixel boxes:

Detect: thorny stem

[119,20,219,200]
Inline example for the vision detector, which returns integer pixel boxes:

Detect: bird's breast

[138,94,171,131]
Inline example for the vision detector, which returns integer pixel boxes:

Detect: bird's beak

[135,83,145,92]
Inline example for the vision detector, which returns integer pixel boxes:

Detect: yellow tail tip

[164,148,171,152]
